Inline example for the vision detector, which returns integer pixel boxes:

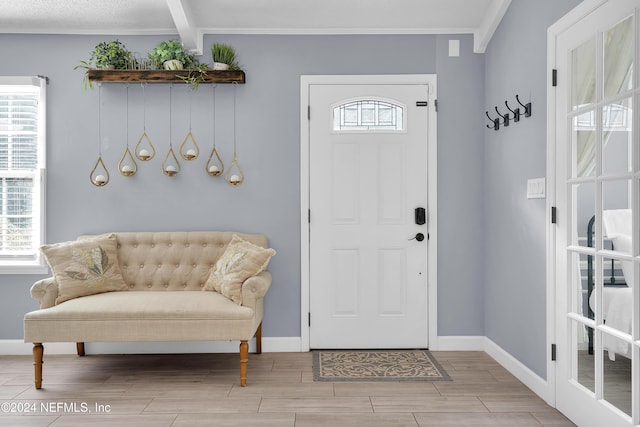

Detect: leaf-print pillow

[41,233,128,305]
[203,234,276,305]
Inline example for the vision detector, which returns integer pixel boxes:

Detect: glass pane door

[555,2,639,426]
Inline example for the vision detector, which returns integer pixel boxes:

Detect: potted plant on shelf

[75,40,132,89]
[211,43,240,70]
[148,39,195,70]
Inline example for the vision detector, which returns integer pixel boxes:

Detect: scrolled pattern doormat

[313,350,451,382]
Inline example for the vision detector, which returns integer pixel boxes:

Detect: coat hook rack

[495,106,509,127]
[505,100,520,122]
[485,95,532,131]
[516,94,532,117]
[486,110,500,131]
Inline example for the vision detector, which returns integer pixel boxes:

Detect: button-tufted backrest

[87,231,268,292]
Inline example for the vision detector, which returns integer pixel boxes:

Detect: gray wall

[435,36,486,335]
[0,0,585,383]
[483,0,582,377]
[0,33,485,341]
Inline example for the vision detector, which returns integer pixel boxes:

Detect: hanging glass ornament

[119,85,137,176]
[90,156,110,186]
[180,88,200,160]
[225,153,244,186]
[225,83,244,186]
[180,131,199,160]
[163,85,180,176]
[205,85,224,176]
[90,84,110,186]
[119,147,137,176]
[162,145,181,176]
[135,83,156,161]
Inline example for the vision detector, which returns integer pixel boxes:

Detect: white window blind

[0,76,47,274]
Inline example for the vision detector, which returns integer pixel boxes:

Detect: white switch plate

[527,178,546,199]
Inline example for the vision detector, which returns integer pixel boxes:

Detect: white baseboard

[483,337,552,403]
[430,335,552,405]
[0,337,302,355]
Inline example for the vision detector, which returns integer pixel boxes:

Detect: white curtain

[575,16,633,177]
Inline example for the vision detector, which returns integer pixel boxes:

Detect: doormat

[313,350,451,382]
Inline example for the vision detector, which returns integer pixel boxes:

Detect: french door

[552,1,640,426]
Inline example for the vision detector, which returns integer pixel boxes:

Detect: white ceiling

[0,0,512,53]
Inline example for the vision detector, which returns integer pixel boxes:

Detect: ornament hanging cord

[233,82,237,156]
[212,84,216,148]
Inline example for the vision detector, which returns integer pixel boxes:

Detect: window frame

[0,76,47,274]
[331,97,407,133]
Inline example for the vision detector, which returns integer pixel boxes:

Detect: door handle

[409,232,425,242]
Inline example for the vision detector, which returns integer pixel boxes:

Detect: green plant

[177,63,210,90]
[75,40,131,89]
[90,40,131,69]
[148,40,195,68]
[211,43,241,70]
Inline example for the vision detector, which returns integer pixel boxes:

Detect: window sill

[0,262,49,275]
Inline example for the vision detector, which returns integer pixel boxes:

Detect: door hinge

[551,206,557,224]
[308,209,311,223]
[307,105,311,120]
[552,69,557,87]
[551,343,557,361]
[308,312,311,327]
[434,99,439,112]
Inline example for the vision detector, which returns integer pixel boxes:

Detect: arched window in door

[332,98,405,131]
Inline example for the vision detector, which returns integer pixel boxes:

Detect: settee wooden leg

[239,340,249,387]
[33,343,43,389]
[255,322,262,354]
[76,342,85,356]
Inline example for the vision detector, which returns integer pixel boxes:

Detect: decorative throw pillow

[204,234,276,304]
[40,233,128,305]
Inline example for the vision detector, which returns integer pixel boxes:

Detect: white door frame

[546,0,608,409]
[546,0,625,415]
[300,74,438,351]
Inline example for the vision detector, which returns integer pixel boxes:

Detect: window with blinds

[0,77,46,273]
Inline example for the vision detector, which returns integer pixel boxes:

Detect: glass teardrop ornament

[118,146,138,176]
[135,131,155,161]
[225,154,244,186]
[180,130,200,160]
[162,146,181,176]
[90,156,110,186]
[205,146,224,176]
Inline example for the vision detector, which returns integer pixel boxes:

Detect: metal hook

[485,111,500,131]
[504,100,521,122]
[495,106,510,127]
[516,95,532,117]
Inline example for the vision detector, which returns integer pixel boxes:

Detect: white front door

[552,1,640,426]
[308,81,432,349]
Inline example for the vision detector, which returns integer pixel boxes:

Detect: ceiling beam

[165,0,202,54]
[473,0,511,53]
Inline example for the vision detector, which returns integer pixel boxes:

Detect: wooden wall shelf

[87,69,246,84]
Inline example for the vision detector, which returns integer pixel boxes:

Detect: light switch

[527,178,545,199]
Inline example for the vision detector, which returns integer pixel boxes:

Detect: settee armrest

[30,277,58,309]
[241,271,272,308]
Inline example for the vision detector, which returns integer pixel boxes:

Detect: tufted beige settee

[23,231,272,389]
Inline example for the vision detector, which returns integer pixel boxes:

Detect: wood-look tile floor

[0,350,575,426]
